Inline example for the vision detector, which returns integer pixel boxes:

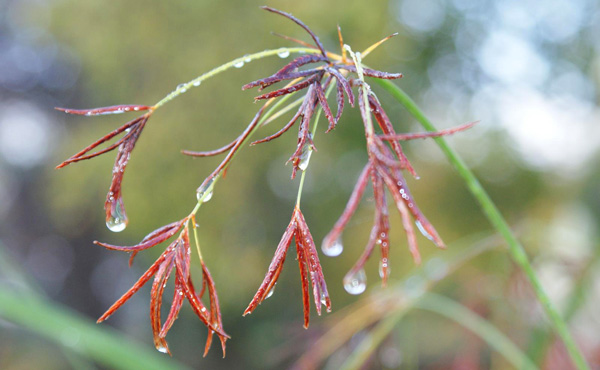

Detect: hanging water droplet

[298,133,313,171]
[156,345,168,354]
[177,83,187,93]
[233,60,244,68]
[192,80,201,87]
[379,259,390,279]
[322,237,343,257]
[277,48,290,58]
[196,178,214,203]
[320,291,328,306]
[343,269,367,295]
[415,220,434,241]
[266,284,276,299]
[106,200,127,232]
[243,54,251,63]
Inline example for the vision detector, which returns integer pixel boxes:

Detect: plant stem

[153,47,316,109]
[0,287,189,370]
[374,79,589,370]
[295,81,334,206]
[527,240,600,363]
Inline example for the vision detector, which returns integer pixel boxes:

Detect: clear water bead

[379,259,390,279]
[415,220,434,241]
[156,345,168,354]
[343,269,367,295]
[320,291,329,307]
[322,237,343,257]
[192,80,201,87]
[233,60,244,68]
[106,202,127,232]
[266,284,276,299]
[298,133,313,171]
[277,49,290,58]
[196,178,214,203]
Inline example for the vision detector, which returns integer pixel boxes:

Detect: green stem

[153,47,315,109]
[374,79,589,370]
[0,287,190,370]
[527,241,600,363]
[416,293,538,370]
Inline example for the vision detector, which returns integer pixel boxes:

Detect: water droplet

[343,269,367,295]
[415,220,434,241]
[277,49,290,58]
[156,345,168,354]
[322,237,343,257]
[320,291,328,306]
[177,83,187,93]
[266,284,276,299]
[243,54,251,63]
[233,60,244,68]
[298,133,313,171]
[379,259,390,279]
[192,80,201,87]
[196,178,214,203]
[106,200,127,232]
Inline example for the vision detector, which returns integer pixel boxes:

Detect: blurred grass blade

[294,232,499,369]
[373,78,590,370]
[415,293,538,370]
[340,293,537,370]
[0,288,190,370]
[527,240,600,363]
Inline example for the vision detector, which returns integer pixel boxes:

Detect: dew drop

[379,259,390,279]
[243,54,252,63]
[298,133,313,171]
[196,178,214,203]
[106,200,127,232]
[415,220,434,241]
[322,237,343,257]
[234,60,244,68]
[266,284,276,299]
[192,80,201,87]
[343,269,367,295]
[320,291,328,306]
[177,83,187,93]
[277,48,290,58]
[156,345,168,354]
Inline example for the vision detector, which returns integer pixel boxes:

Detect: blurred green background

[0,0,599,369]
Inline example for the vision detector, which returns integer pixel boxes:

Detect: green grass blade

[0,287,191,370]
[373,79,589,370]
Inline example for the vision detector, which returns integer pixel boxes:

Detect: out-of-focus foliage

[0,0,599,369]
